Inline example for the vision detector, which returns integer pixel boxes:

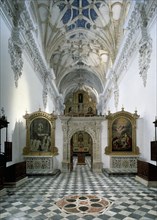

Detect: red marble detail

[55,194,112,215]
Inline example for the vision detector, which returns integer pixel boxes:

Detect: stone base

[62,161,70,172]
[92,161,103,173]
[24,156,55,174]
[102,168,137,176]
[0,188,7,196]
[4,177,28,188]
[135,175,157,188]
[110,156,138,172]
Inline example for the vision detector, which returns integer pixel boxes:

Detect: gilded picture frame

[23,109,58,156]
[105,108,140,155]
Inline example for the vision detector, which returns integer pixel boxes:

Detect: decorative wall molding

[5,0,25,88]
[110,156,139,173]
[138,5,152,87]
[55,95,65,115]
[114,89,119,111]
[24,156,54,174]
[8,28,23,87]
[112,74,119,111]
[60,116,104,172]
[139,37,152,87]
[42,81,48,110]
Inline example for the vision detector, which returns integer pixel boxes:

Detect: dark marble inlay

[79,196,87,200]
[64,204,76,208]
[90,198,100,202]
[66,199,76,202]
[79,206,89,211]
[55,194,112,215]
[91,203,103,207]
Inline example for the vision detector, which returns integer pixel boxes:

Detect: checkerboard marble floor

[0,157,157,220]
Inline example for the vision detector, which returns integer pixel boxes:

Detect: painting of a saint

[112,117,132,151]
[30,118,51,152]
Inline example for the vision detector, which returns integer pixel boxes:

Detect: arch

[70,130,93,171]
[60,116,104,173]
[68,126,96,147]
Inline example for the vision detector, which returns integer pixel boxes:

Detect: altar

[77,152,86,165]
[77,146,87,165]
[23,110,59,175]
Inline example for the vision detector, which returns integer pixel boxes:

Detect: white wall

[105,15,157,166]
[101,120,110,168]
[0,13,54,166]
[55,118,63,170]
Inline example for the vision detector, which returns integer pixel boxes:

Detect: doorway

[60,116,103,173]
[70,131,93,171]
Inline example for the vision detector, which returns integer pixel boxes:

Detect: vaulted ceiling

[29,0,130,101]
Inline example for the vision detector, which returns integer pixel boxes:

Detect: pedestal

[77,152,86,165]
[24,156,55,174]
[110,156,139,173]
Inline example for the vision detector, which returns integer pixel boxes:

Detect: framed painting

[23,109,58,156]
[105,108,140,155]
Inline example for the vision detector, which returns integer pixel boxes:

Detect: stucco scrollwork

[42,73,49,110]
[138,5,152,87]
[7,0,26,87]
[8,28,23,87]
[139,37,152,87]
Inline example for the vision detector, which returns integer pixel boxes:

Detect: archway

[70,131,93,171]
[60,116,104,173]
